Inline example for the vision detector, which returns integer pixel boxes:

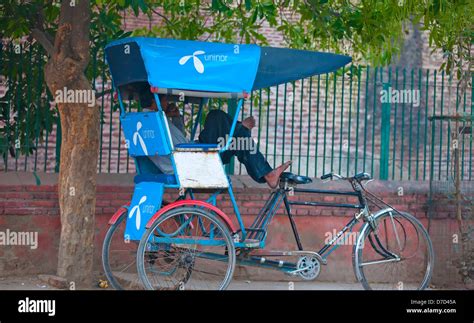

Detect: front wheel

[137,206,236,290]
[353,210,434,290]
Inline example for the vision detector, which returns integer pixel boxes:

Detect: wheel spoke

[137,207,235,290]
[360,257,401,266]
[388,211,403,252]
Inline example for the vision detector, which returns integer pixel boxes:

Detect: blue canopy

[105,37,351,95]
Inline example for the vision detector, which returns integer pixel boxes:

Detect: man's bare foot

[242,116,256,130]
[264,161,292,188]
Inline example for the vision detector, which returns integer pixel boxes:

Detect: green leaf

[245,0,252,10]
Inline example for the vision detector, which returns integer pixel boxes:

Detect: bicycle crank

[289,256,321,280]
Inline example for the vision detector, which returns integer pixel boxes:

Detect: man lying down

[140,90,291,189]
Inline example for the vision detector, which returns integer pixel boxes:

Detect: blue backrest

[134,156,162,174]
[120,111,173,157]
[134,156,177,185]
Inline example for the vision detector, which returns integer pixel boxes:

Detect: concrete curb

[0,171,430,194]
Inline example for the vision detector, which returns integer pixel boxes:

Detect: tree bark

[43,0,99,288]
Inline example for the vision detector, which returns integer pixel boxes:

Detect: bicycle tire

[353,210,434,290]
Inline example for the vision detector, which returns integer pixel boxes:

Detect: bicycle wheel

[137,206,236,290]
[102,208,143,290]
[353,210,434,290]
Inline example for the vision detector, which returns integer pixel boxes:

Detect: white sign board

[173,151,229,189]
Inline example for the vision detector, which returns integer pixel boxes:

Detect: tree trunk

[43,0,99,288]
[54,99,99,289]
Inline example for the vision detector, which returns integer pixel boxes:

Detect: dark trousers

[198,110,273,183]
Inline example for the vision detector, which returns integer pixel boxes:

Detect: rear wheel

[353,210,434,290]
[137,206,236,290]
[102,208,143,290]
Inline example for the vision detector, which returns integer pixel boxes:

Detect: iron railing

[1,42,472,181]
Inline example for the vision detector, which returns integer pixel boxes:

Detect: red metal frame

[145,199,237,233]
[107,203,130,225]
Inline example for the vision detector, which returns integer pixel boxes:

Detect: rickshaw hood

[105,37,351,94]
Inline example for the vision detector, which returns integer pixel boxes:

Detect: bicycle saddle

[280,172,313,185]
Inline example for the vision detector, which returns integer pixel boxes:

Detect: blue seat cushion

[175,143,219,151]
[134,173,177,185]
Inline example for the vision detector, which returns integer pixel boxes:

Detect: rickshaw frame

[102,37,433,289]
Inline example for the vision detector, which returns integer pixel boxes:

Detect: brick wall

[0,172,466,287]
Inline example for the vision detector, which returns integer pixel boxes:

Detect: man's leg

[231,124,274,183]
[198,110,272,183]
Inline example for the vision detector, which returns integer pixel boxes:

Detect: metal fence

[1,42,473,181]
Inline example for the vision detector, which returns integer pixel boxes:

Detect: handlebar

[320,173,343,180]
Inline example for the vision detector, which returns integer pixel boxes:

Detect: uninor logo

[179,50,205,74]
[129,195,147,230]
[133,121,148,155]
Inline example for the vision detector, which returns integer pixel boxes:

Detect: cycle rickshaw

[102,37,434,290]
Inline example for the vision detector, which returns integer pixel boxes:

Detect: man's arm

[170,115,186,135]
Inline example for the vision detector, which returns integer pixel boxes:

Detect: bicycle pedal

[287,266,312,275]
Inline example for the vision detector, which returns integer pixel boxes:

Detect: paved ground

[228,280,365,290]
[0,275,444,290]
[0,276,57,290]
[0,275,371,290]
